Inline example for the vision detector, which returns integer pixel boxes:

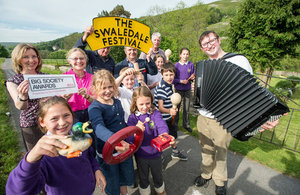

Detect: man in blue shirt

[114,47,157,87]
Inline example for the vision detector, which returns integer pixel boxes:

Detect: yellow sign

[87,17,153,54]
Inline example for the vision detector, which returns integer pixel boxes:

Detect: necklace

[77,73,85,79]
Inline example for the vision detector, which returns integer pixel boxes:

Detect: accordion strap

[221,52,245,60]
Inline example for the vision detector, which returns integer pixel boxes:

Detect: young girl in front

[88,69,135,195]
[126,86,175,195]
[173,47,195,133]
[6,96,106,195]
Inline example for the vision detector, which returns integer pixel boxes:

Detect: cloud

[0,24,68,43]
[0,0,216,43]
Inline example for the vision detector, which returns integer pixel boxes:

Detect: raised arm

[74,25,94,49]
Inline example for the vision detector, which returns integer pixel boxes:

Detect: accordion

[193,59,289,141]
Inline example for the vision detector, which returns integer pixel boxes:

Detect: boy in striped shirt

[154,62,188,161]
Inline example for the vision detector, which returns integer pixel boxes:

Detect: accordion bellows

[193,59,289,141]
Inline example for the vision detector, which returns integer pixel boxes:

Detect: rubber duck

[56,121,93,158]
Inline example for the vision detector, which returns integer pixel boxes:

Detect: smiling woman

[61,48,97,154]
[4,43,47,151]
[61,48,95,123]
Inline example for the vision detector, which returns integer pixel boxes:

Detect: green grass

[41,66,63,74]
[0,58,22,194]
[258,76,300,151]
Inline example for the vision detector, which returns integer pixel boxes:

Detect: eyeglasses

[69,57,86,61]
[201,38,217,48]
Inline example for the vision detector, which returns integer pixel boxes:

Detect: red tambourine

[102,126,144,165]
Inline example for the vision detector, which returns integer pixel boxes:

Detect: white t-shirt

[118,86,134,123]
[198,55,253,118]
[147,69,162,95]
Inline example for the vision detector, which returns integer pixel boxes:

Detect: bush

[275,80,293,90]
[48,50,68,59]
[287,76,300,89]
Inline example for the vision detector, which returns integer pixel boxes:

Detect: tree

[228,0,300,85]
[0,44,9,58]
[98,10,109,17]
[109,5,131,18]
[208,6,222,24]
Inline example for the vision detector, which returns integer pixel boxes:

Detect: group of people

[5,25,282,195]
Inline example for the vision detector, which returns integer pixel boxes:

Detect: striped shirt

[154,79,173,121]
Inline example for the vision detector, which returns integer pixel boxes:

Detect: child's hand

[61,93,73,101]
[124,68,135,76]
[136,121,145,131]
[115,140,130,153]
[136,72,144,83]
[26,135,68,163]
[189,74,195,81]
[168,134,176,146]
[180,79,189,85]
[146,48,153,61]
[147,48,153,56]
[191,82,195,92]
[169,108,178,116]
[95,170,106,192]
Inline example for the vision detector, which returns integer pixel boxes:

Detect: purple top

[5,72,47,127]
[6,147,100,195]
[126,110,169,159]
[63,69,93,112]
[173,61,195,90]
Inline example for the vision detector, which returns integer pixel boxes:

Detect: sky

[0,0,217,43]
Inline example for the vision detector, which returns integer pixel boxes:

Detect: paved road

[2,58,300,195]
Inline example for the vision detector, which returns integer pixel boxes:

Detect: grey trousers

[174,89,191,129]
[21,125,44,151]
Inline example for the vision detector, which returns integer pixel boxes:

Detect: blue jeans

[96,155,135,195]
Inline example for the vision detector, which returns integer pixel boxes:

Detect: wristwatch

[17,96,28,101]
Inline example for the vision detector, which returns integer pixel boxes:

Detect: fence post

[282,109,294,147]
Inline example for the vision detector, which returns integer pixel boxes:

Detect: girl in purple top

[6,96,106,195]
[173,47,195,133]
[127,86,175,195]
[5,43,46,151]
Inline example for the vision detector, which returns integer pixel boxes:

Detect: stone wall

[43,64,71,72]
[273,71,300,77]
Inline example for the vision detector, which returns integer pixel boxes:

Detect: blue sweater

[6,147,99,195]
[74,37,115,74]
[88,98,127,154]
[126,110,169,159]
